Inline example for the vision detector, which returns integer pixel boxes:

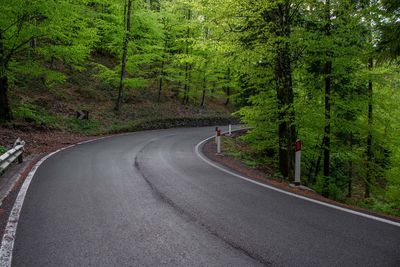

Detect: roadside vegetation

[221,134,400,217]
[1,0,399,215]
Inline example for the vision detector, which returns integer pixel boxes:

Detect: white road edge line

[0,130,142,266]
[0,144,74,267]
[195,132,400,228]
[0,133,122,266]
[0,130,174,266]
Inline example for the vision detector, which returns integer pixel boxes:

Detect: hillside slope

[1,55,236,155]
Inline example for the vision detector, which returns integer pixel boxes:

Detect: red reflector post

[295,139,302,152]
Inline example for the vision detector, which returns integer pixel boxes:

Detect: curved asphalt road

[10,126,400,266]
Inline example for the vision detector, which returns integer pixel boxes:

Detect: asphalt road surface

[10,126,400,266]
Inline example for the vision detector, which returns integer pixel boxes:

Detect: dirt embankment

[0,124,92,156]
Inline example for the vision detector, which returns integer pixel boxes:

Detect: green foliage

[378,0,400,62]
[197,0,400,215]
[13,103,60,127]
[312,175,347,201]
[68,118,102,135]
[222,136,264,169]
[0,146,6,155]
[0,0,98,73]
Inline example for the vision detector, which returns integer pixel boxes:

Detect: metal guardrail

[0,138,25,173]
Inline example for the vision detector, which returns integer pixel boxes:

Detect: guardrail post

[216,129,222,155]
[18,153,23,164]
[14,138,24,164]
[295,139,301,186]
[14,138,21,147]
[228,124,232,136]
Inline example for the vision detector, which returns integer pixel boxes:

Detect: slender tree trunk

[273,1,296,180]
[158,60,164,103]
[0,75,12,122]
[0,31,12,122]
[322,60,332,196]
[347,133,353,198]
[123,0,128,28]
[158,35,168,103]
[30,18,37,49]
[183,62,189,104]
[182,9,191,105]
[183,64,192,105]
[201,89,206,107]
[322,0,332,197]
[224,66,231,106]
[310,137,324,183]
[201,71,206,107]
[186,65,192,104]
[365,58,373,198]
[115,0,132,113]
[276,52,295,179]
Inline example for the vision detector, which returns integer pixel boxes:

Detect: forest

[0,0,399,215]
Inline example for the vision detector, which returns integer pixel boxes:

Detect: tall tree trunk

[365,58,373,198]
[158,60,164,103]
[182,9,191,105]
[123,0,128,29]
[115,0,132,113]
[273,1,296,180]
[347,133,353,198]
[0,31,12,122]
[310,137,324,183]
[158,36,168,103]
[201,71,206,107]
[224,66,231,106]
[276,54,296,180]
[322,0,332,197]
[183,61,189,104]
[322,60,332,196]
[186,65,192,104]
[0,75,12,122]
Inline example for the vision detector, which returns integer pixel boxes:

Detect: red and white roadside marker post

[295,139,302,186]
[215,127,219,144]
[216,129,222,155]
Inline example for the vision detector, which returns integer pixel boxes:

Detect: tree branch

[4,35,44,68]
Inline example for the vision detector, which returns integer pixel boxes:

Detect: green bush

[0,146,7,155]
[68,118,103,135]
[13,104,60,128]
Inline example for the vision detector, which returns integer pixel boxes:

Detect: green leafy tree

[0,0,98,122]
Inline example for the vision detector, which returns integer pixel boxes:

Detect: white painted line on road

[76,132,134,146]
[76,136,107,145]
[0,145,75,267]
[195,134,400,228]
[0,130,181,266]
